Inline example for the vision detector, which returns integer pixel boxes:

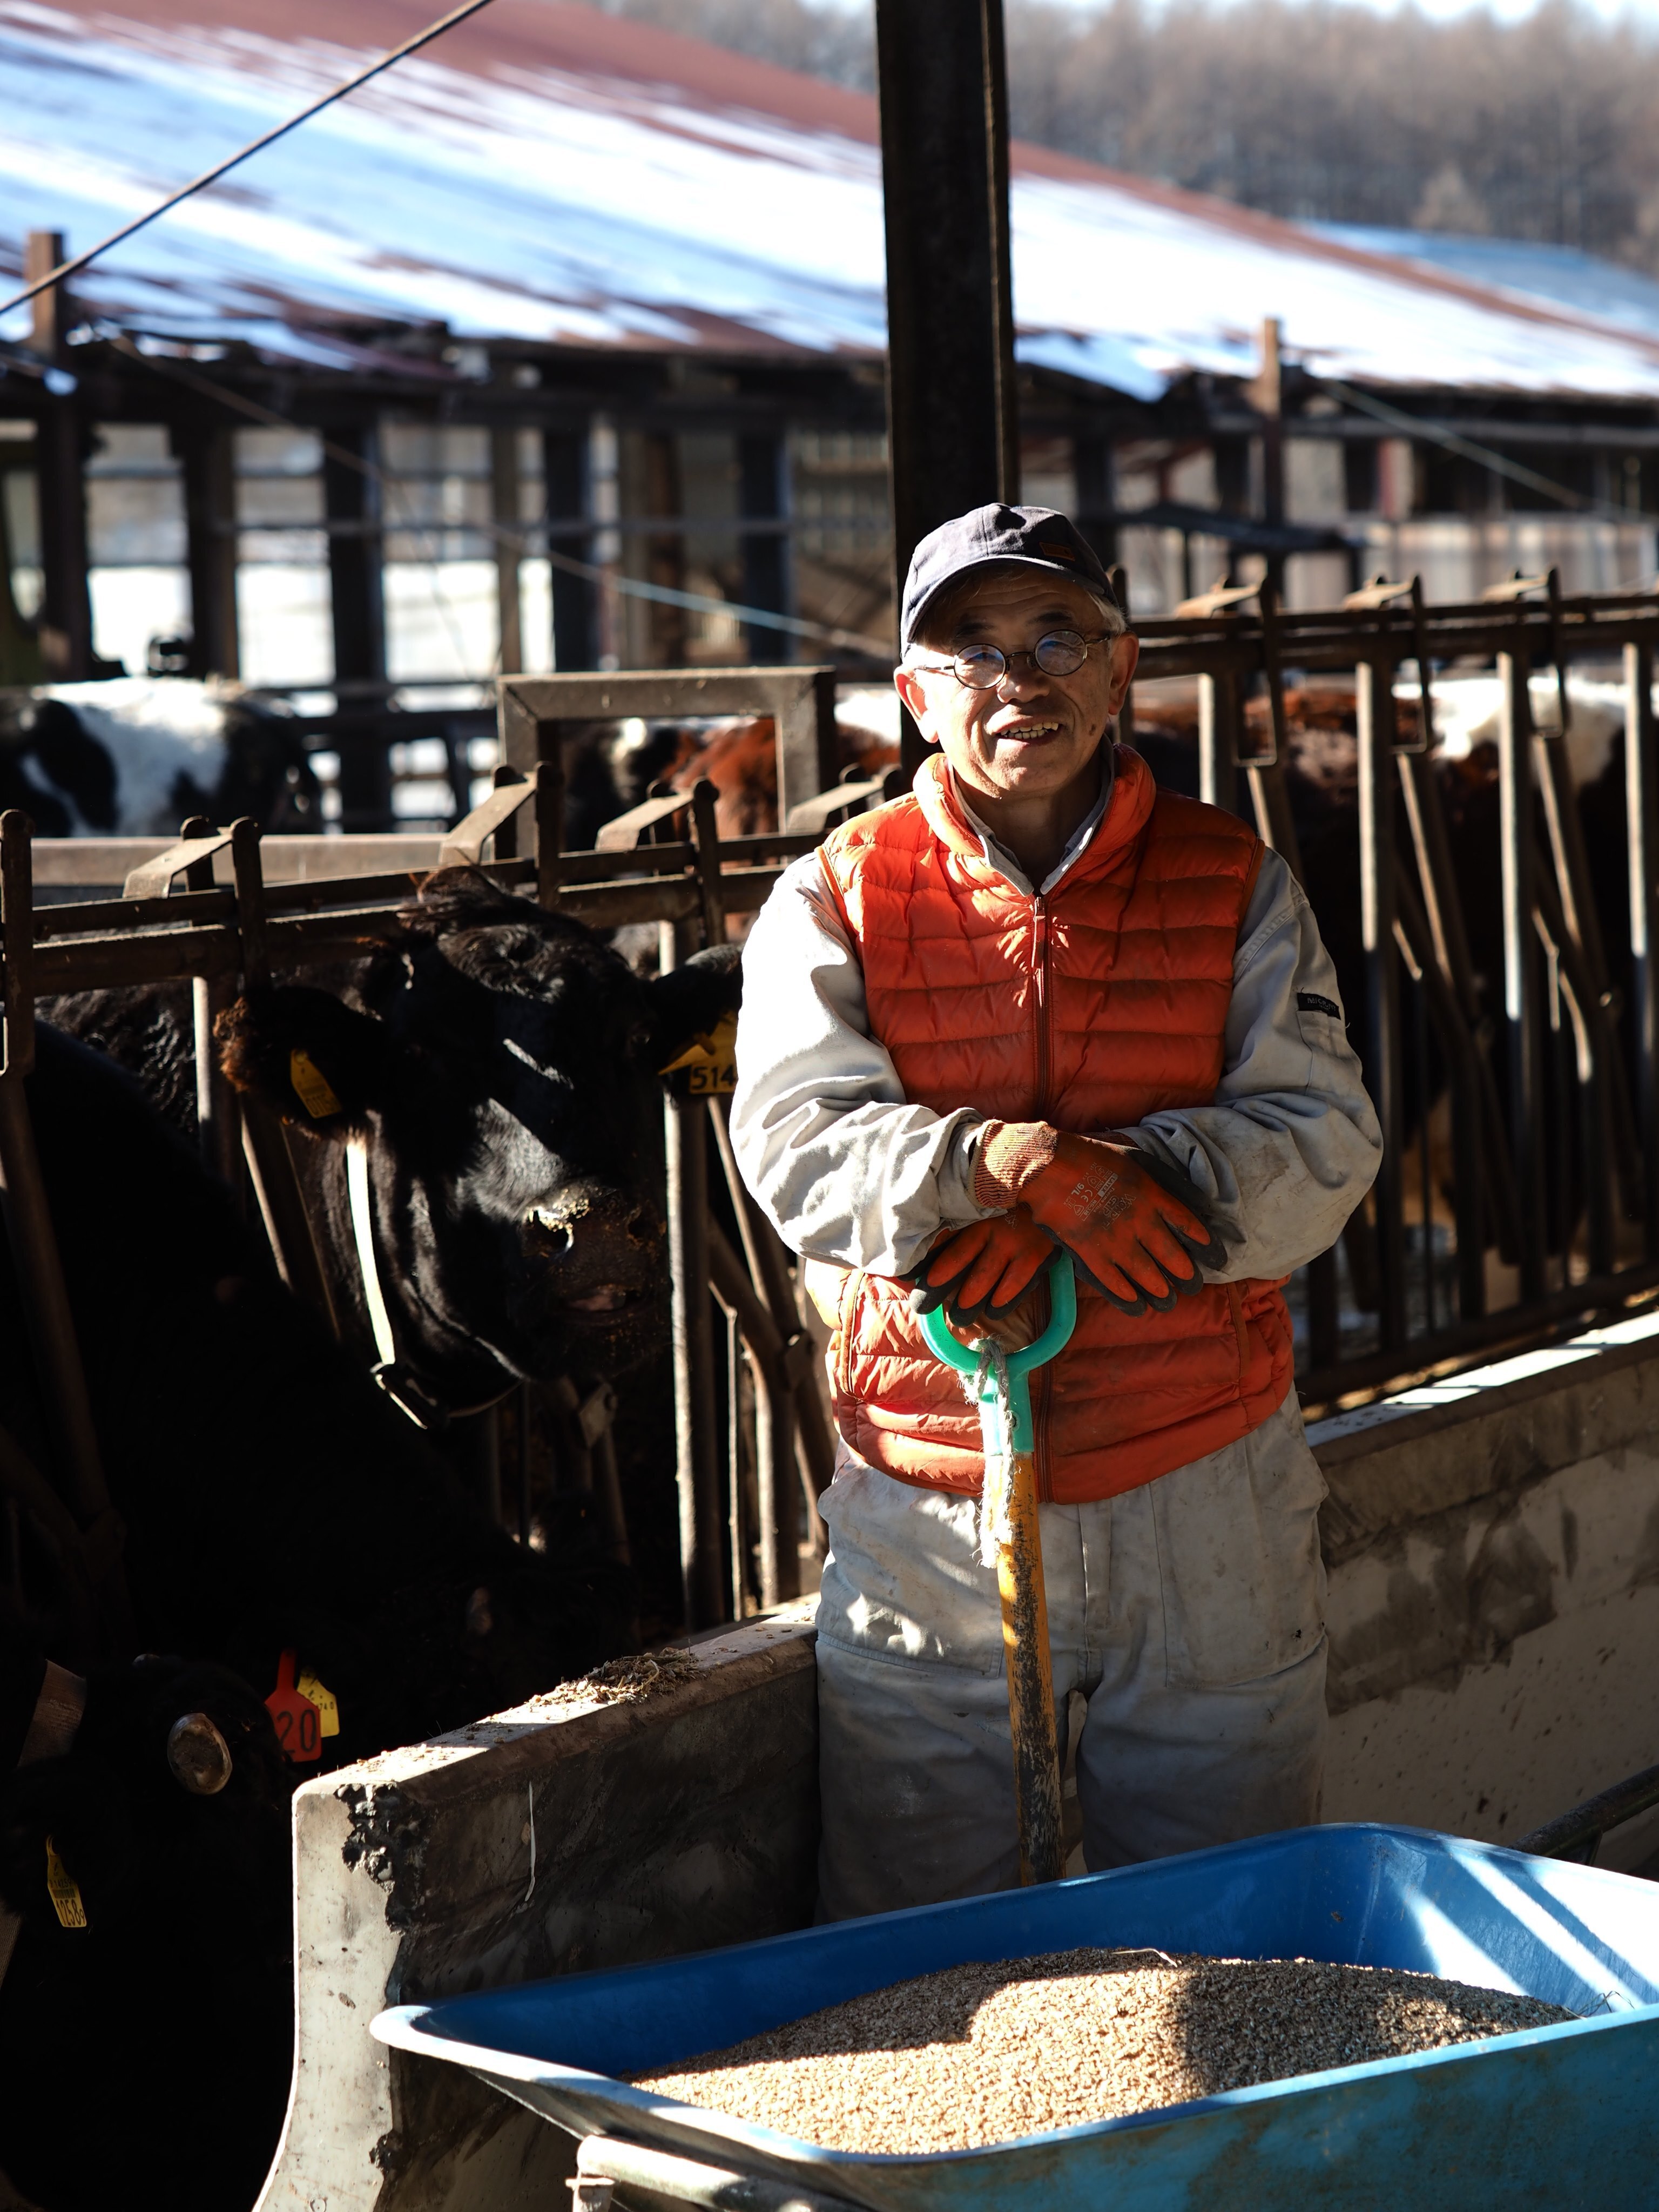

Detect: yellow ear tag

[658,1008,738,1096]
[295,1668,340,1738]
[44,1836,87,1930]
[289,1047,342,1120]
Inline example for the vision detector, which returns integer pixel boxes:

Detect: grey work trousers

[814,1393,1330,1923]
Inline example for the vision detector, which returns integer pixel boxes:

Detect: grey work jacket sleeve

[730,842,1380,1283]
[729,851,988,1276]
[1119,848,1382,1280]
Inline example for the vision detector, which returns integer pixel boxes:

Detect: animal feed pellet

[633,1947,1575,2152]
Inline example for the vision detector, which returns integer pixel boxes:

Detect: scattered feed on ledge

[633,1947,1576,2152]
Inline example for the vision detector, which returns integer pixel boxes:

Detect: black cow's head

[217,871,740,1381]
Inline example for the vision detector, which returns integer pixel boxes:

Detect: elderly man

[731,504,1380,1920]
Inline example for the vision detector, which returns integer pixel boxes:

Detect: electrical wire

[0,0,498,321]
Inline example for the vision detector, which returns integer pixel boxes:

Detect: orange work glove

[907,1206,1054,1324]
[976,1122,1227,1316]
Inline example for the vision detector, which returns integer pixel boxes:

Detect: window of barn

[234,428,332,692]
[85,425,188,675]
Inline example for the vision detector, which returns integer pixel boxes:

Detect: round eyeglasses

[911,629,1115,690]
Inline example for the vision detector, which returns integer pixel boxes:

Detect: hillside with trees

[601,0,1659,269]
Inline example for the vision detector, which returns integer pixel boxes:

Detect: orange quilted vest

[818,747,1294,1505]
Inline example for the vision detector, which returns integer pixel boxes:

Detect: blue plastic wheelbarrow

[374,1820,1659,2209]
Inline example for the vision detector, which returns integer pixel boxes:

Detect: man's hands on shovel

[964,1121,1229,1317]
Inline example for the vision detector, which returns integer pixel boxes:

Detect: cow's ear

[645,943,743,1076]
[215,986,400,1134]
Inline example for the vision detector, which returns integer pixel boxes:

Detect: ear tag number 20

[266,1648,323,1763]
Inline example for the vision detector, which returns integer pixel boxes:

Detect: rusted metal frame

[175,816,244,1199]
[0,812,131,1654]
[1498,648,1547,1300]
[496,665,839,836]
[660,911,726,1629]
[1627,640,1659,1260]
[228,821,341,1337]
[707,1221,797,1613]
[1533,868,1616,1280]
[1394,866,1486,1322]
[1533,721,1642,1226]
[1357,659,1407,1350]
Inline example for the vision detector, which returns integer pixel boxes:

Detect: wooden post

[738,432,790,664]
[27,230,93,680]
[491,427,523,678]
[545,424,595,671]
[323,423,387,828]
[176,421,239,679]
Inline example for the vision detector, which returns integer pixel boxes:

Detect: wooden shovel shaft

[997,1447,1065,1885]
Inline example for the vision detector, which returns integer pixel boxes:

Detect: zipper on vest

[1033,896,1053,1116]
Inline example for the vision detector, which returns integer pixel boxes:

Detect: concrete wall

[260,1311,1659,2212]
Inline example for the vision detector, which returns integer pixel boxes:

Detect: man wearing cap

[730,504,1380,1918]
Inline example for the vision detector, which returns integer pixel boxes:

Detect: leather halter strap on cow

[344,1131,515,1431]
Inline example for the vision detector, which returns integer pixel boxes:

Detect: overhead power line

[0,0,498,322]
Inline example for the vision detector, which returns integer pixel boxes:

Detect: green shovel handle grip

[920,1251,1077,1377]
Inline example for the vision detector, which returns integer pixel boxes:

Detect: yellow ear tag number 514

[289,1048,342,1120]
[45,1837,87,1930]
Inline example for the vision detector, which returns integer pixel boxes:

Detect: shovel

[920,1252,1077,1885]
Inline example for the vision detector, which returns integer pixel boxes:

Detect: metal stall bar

[1395,865,1487,1325]
[1498,642,1546,1299]
[1628,638,1659,1260]
[1357,657,1407,1348]
[0,810,130,1655]
[228,820,340,1334]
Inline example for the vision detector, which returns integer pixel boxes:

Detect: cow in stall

[0,1010,704,2210]
[1129,673,1639,1294]
[44,873,746,1616]
[0,678,320,838]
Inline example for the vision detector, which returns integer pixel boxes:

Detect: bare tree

[601,0,1659,269]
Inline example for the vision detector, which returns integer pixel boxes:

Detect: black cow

[0,679,320,838]
[52,873,743,1424]
[0,1020,659,2210]
[0,1642,293,2212]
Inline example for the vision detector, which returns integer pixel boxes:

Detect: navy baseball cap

[900,503,1119,649]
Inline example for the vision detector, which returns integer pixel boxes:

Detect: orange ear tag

[266,1648,323,1763]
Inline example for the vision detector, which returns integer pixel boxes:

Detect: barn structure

[5,0,1659,827]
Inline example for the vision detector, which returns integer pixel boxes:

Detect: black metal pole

[546,424,595,671]
[874,0,1019,774]
[324,423,388,829]
[738,433,791,665]
[1357,658,1406,1346]
[1498,648,1545,1299]
[1626,640,1659,1259]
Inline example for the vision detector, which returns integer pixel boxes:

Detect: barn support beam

[738,431,791,664]
[874,0,1019,774]
[27,231,94,681]
[547,424,596,672]
[491,427,523,679]
[176,421,239,680]
[1073,431,1117,571]
[323,424,388,831]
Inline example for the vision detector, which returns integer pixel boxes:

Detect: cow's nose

[522,1182,657,1258]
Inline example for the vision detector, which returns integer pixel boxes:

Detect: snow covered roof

[1310,225,1659,354]
[5,0,1659,405]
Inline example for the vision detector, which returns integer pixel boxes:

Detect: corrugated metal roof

[5,0,1659,401]
[1311,225,1659,351]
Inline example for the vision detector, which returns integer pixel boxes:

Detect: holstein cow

[0,1023,648,2212]
[0,677,320,837]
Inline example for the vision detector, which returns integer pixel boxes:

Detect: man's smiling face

[894,566,1138,813]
